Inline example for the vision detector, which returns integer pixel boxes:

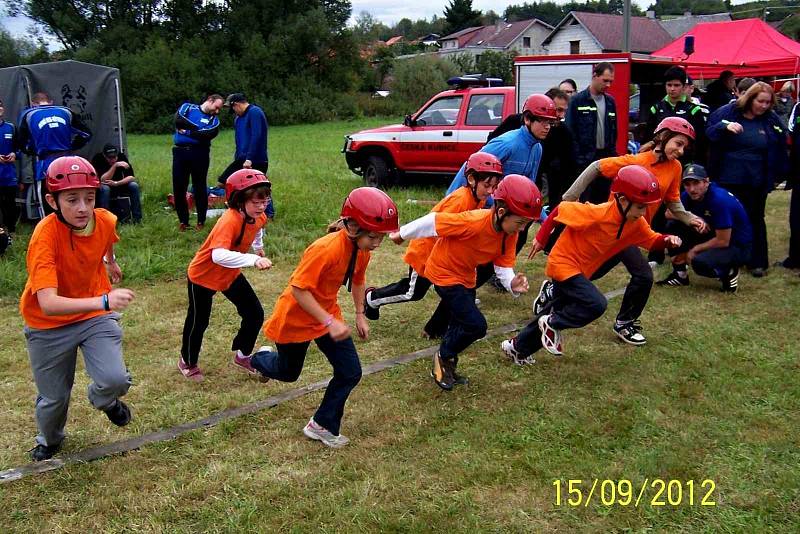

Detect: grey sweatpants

[24,313,132,447]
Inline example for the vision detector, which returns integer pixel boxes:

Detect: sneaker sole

[533,280,552,316]
[303,427,348,448]
[232,360,259,375]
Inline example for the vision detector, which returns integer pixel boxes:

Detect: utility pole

[623,0,631,52]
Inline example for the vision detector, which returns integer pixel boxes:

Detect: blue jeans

[251,335,361,435]
[97,182,142,223]
[434,284,487,360]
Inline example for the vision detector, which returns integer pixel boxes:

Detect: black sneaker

[451,358,469,385]
[656,270,690,287]
[533,279,554,316]
[721,267,740,293]
[364,287,380,321]
[30,442,62,462]
[613,320,647,346]
[750,267,766,278]
[488,274,506,293]
[431,351,455,391]
[103,400,132,427]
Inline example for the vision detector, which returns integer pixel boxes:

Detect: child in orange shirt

[501,165,682,364]
[364,151,503,338]
[541,117,705,345]
[20,156,135,462]
[179,169,273,382]
[391,175,539,391]
[246,188,399,448]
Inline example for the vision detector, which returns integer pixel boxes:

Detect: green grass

[0,118,798,531]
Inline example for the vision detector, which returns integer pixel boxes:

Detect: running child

[536,117,704,345]
[390,175,540,390]
[179,169,273,382]
[364,151,503,337]
[20,156,134,461]
[501,166,681,364]
[246,188,399,448]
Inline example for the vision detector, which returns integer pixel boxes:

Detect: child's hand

[665,235,682,248]
[355,313,369,340]
[328,318,351,341]
[108,288,135,310]
[389,231,404,245]
[511,273,529,294]
[106,261,123,284]
[527,238,543,259]
[255,257,272,270]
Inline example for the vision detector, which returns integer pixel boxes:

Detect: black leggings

[0,185,18,232]
[180,274,264,366]
[725,184,768,269]
[172,145,210,225]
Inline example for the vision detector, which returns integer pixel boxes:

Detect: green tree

[391,55,459,110]
[444,0,482,35]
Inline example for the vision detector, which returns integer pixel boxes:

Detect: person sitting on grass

[20,156,135,462]
[178,169,273,382]
[390,175,538,391]
[91,143,143,224]
[501,166,682,365]
[657,164,752,293]
[245,188,399,448]
[364,151,503,339]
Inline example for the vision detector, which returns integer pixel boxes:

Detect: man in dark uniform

[645,66,709,165]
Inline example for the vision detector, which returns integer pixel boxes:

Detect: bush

[390,55,459,111]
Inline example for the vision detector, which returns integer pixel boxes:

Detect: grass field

[0,118,798,532]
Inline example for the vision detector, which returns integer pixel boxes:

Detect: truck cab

[343,78,516,187]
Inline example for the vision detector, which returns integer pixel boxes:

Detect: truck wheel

[363,155,394,189]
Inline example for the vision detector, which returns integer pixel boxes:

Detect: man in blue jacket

[565,62,618,204]
[217,93,273,218]
[0,99,19,236]
[172,93,223,230]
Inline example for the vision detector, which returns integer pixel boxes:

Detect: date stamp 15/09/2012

[553,479,717,508]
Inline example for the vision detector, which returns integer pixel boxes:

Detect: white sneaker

[537,314,563,355]
[501,338,535,365]
[303,418,350,448]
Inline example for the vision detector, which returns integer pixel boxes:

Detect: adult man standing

[657,164,752,293]
[566,62,617,203]
[91,143,142,224]
[172,93,223,231]
[17,92,92,217]
[646,66,709,165]
[217,93,273,218]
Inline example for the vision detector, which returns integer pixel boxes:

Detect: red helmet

[45,156,100,192]
[341,187,399,233]
[465,152,503,176]
[611,165,662,204]
[522,94,558,120]
[225,168,271,203]
[493,174,543,219]
[655,116,695,140]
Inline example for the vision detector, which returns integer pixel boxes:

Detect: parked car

[343,78,515,187]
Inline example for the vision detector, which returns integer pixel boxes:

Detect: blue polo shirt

[0,120,17,186]
[681,183,752,248]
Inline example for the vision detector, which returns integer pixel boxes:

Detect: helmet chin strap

[614,194,632,239]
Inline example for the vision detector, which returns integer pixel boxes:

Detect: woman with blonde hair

[706,81,789,277]
[775,81,795,126]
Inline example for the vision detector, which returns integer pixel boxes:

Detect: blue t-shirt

[0,120,17,186]
[681,183,752,248]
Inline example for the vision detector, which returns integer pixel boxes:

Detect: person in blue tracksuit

[216,93,273,218]
[0,99,19,235]
[172,93,224,230]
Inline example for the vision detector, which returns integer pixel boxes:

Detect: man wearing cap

[657,164,752,292]
[91,143,142,223]
[217,93,272,218]
[645,66,709,165]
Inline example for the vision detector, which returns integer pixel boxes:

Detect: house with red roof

[541,11,673,55]
[438,18,553,58]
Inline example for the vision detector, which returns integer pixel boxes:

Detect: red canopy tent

[652,18,800,79]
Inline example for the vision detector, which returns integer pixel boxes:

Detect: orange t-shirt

[20,209,119,330]
[598,150,682,223]
[264,229,370,344]
[423,209,517,288]
[187,209,268,291]
[545,201,663,282]
[403,186,485,276]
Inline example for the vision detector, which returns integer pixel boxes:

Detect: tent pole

[114,77,124,151]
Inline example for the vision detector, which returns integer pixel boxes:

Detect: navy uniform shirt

[233,104,268,163]
[681,183,752,248]
[17,105,91,157]
[173,103,220,147]
[0,120,17,186]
